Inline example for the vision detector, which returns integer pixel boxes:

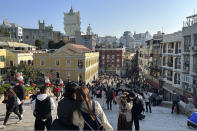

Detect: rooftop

[0,41,36,48]
[69,44,91,52]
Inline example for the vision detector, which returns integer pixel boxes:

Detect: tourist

[144,90,152,113]
[1,88,22,129]
[50,82,79,130]
[106,87,113,110]
[171,90,180,114]
[32,86,56,130]
[101,88,107,109]
[72,86,113,130]
[13,80,26,117]
[130,91,144,131]
[116,92,133,130]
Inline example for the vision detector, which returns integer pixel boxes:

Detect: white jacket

[31,94,56,111]
[144,92,151,102]
[72,100,113,131]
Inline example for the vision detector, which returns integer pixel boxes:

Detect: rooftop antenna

[162,27,163,33]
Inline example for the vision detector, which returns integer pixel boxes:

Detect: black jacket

[14,85,26,100]
[131,96,144,118]
[106,89,113,100]
[6,96,18,112]
[57,97,78,130]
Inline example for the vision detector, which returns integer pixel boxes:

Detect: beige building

[6,50,34,67]
[33,43,99,84]
[0,41,36,51]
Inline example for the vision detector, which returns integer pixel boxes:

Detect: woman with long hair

[1,88,22,128]
[116,92,133,130]
[72,86,113,131]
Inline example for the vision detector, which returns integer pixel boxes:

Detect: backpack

[81,101,104,130]
[33,96,51,119]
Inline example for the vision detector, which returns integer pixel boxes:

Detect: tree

[0,26,9,36]
[35,39,43,49]
[48,40,55,49]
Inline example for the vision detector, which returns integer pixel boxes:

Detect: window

[0,56,5,62]
[40,60,44,66]
[66,60,71,66]
[56,60,60,66]
[26,35,29,39]
[78,60,83,69]
[184,36,191,52]
[194,34,197,45]
[66,71,71,80]
[20,61,24,65]
[10,61,13,66]
[194,56,197,73]
[56,72,60,78]
[117,59,120,62]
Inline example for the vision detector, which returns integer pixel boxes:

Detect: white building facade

[162,31,182,100]
[182,15,197,94]
[1,20,23,42]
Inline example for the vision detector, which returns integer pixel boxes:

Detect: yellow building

[0,49,6,74]
[33,43,99,84]
[6,50,34,67]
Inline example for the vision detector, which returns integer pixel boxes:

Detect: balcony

[174,80,181,85]
[183,66,190,73]
[175,64,181,69]
[167,62,173,67]
[167,76,173,81]
[168,49,173,54]
[184,45,190,52]
[175,49,181,54]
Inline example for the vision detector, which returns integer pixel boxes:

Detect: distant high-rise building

[133,31,152,45]
[86,24,93,35]
[64,6,81,38]
[120,31,134,48]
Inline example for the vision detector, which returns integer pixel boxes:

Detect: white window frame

[40,60,44,66]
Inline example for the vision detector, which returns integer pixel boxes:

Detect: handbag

[16,97,21,105]
[82,101,104,130]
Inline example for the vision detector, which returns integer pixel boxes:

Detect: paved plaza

[0,97,193,131]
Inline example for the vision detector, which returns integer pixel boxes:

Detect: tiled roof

[70,44,91,52]
[64,48,76,53]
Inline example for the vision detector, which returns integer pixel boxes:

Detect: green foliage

[0,86,5,94]
[0,84,11,94]
[0,26,10,36]
[35,39,43,49]
[17,64,43,81]
[24,86,34,93]
[48,40,55,49]
[48,40,66,49]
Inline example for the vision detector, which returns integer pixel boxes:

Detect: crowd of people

[0,73,181,131]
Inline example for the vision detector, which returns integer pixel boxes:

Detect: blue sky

[0,0,196,37]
